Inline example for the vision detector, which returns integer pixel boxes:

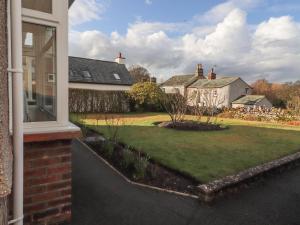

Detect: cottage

[232,95,273,109]
[69,53,133,91]
[162,64,272,109]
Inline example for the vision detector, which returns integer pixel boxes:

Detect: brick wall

[24,140,72,225]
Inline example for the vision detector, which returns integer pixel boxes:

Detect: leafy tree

[129,65,151,83]
[128,82,163,111]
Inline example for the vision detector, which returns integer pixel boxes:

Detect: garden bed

[157,121,226,131]
[83,129,200,196]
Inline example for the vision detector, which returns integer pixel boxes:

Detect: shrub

[102,141,115,159]
[133,154,149,180]
[128,82,163,111]
[122,147,135,169]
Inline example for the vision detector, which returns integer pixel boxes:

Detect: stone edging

[76,139,199,200]
[198,151,300,202]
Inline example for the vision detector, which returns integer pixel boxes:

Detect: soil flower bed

[83,129,200,196]
[157,121,227,131]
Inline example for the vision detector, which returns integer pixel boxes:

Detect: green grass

[72,113,300,183]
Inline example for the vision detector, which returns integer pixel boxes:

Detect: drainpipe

[8,0,24,225]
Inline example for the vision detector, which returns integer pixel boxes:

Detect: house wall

[0,0,12,200]
[24,140,72,225]
[162,86,185,96]
[228,79,252,106]
[69,82,132,91]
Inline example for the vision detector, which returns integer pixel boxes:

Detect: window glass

[23,22,57,122]
[22,0,52,14]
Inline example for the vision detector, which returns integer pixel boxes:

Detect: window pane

[22,22,57,122]
[22,0,52,14]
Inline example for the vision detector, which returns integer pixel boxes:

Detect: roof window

[113,73,121,80]
[82,71,92,78]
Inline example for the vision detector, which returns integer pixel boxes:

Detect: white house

[69,53,133,91]
[162,65,272,108]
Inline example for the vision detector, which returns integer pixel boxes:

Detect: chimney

[150,77,157,83]
[208,68,216,80]
[115,52,126,64]
[195,64,204,78]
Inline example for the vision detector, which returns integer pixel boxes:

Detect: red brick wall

[24,140,72,225]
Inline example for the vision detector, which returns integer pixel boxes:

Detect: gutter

[7,0,24,225]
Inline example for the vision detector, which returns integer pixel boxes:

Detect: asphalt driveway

[72,139,300,225]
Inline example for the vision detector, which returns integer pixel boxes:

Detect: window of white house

[22,0,52,14]
[213,90,218,97]
[22,22,57,122]
[245,88,249,94]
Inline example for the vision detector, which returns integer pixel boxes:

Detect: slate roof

[190,77,240,89]
[161,74,200,87]
[232,95,266,105]
[69,56,134,86]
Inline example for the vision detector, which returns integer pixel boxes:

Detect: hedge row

[69,89,130,113]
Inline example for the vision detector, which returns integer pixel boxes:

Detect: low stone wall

[198,152,300,202]
[23,140,72,225]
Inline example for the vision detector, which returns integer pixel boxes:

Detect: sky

[69,0,300,83]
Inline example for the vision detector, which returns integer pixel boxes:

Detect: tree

[129,65,151,83]
[161,93,187,124]
[128,82,163,111]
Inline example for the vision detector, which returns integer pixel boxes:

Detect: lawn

[72,113,300,183]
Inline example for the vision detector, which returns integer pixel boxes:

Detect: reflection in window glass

[22,22,57,122]
[22,0,52,14]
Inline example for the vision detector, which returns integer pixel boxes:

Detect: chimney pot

[115,52,126,64]
[208,68,216,80]
[195,64,204,79]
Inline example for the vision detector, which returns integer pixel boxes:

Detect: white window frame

[20,0,77,134]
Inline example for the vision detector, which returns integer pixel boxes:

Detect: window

[82,71,92,78]
[213,90,218,97]
[113,73,121,80]
[23,22,57,122]
[22,0,52,14]
[245,88,249,94]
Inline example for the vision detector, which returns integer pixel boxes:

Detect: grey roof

[161,74,200,87]
[190,77,240,88]
[232,95,266,105]
[69,56,134,86]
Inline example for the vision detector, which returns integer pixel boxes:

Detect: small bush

[102,141,115,159]
[122,147,135,169]
[133,154,149,180]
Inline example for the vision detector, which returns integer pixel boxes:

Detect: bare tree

[161,92,187,124]
[104,114,124,143]
[187,90,204,122]
[201,89,225,123]
[129,65,151,83]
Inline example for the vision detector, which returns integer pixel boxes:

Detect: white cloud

[69,1,300,83]
[145,0,152,5]
[69,0,106,26]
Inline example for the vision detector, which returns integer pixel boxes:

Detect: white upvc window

[21,0,77,134]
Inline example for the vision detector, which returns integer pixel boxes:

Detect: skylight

[82,71,91,78]
[113,73,121,80]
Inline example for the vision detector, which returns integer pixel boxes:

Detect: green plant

[133,154,150,180]
[122,147,135,169]
[102,141,115,159]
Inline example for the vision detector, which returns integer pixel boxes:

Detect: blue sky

[69,0,300,82]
